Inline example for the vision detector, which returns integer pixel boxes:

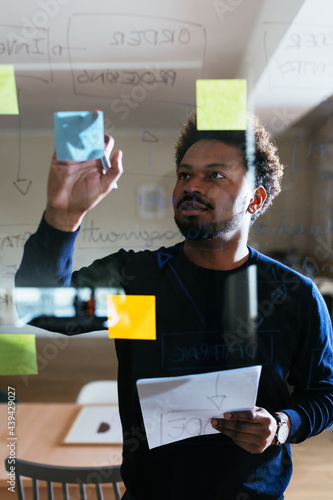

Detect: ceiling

[0,0,332,134]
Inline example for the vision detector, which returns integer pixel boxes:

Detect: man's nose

[182,175,206,195]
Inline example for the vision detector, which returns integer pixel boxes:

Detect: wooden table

[0,403,124,500]
[1,404,332,499]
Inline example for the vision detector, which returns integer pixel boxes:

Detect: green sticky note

[0,334,38,375]
[0,65,19,115]
[196,79,247,130]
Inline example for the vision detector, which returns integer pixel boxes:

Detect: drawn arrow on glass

[142,130,158,167]
[157,252,173,269]
[13,178,32,196]
[206,374,227,410]
[12,90,32,196]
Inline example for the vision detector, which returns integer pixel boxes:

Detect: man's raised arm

[15,135,123,288]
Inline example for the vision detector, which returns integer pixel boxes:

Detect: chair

[5,457,123,500]
[76,380,118,405]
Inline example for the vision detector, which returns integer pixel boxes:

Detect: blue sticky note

[54,111,105,161]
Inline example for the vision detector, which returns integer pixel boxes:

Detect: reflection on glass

[13,287,124,333]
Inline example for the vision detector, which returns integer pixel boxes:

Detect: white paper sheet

[137,365,262,449]
[64,405,122,444]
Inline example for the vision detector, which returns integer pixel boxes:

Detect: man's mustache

[176,194,214,211]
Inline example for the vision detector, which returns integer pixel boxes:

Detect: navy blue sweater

[16,216,333,500]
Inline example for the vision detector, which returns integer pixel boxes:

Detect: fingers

[211,417,270,454]
[49,132,122,199]
[211,417,256,436]
[50,150,77,167]
[103,134,123,180]
[212,416,261,454]
[104,134,115,157]
[100,149,123,192]
[109,149,123,180]
[223,411,255,421]
[211,408,276,454]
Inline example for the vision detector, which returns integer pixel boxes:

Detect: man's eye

[178,172,190,180]
[210,171,224,179]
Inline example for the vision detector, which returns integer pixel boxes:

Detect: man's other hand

[211,408,287,454]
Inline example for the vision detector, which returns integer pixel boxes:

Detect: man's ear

[247,186,267,214]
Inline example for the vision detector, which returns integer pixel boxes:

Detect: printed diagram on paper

[137,365,262,449]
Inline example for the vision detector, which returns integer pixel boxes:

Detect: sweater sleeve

[284,281,333,443]
[15,213,79,288]
[14,214,126,335]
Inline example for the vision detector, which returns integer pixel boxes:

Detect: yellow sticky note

[107,295,156,340]
[0,334,38,375]
[196,79,247,130]
[0,65,19,115]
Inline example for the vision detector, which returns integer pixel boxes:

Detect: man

[16,112,333,500]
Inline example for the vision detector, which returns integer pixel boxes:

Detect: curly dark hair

[175,111,284,223]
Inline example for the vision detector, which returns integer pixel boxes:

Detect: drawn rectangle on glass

[67,14,206,103]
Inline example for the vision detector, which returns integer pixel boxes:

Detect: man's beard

[174,214,240,241]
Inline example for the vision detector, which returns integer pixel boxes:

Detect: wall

[248,102,333,289]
